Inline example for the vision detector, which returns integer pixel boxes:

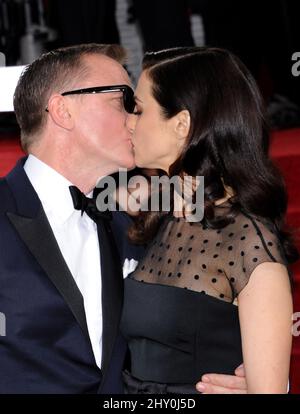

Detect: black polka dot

[243,267,246,273]
[204,239,209,244]
[187,259,191,264]
[194,274,199,280]
[166,244,170,249]
[212,278,217,283]
[229,261,234,266]
[177,233,182,238]
[158,271,161,276]
[268,242,273,247]
[202,264,207,269]
[253,258,258,262]
[228,246,233,251]
[168,259,171,263]
[151,253,155,259]
[158,257,162,262]
[177,272,182,278]
[255,245,260,249]
[219,293,225,298]
[213,254,219,258]
[230,277,235,283]
[168,272,172,277]
[241,236,246,241]
[178,247,183,252]
[159,242,163,247]
[190,235,194,240]
[178,260,182,265]
[201,249,205,254]
[188,247,193,252]
[243,224,249,228]
[141,265,145,270]
[149,269,153,273]
[216,242,221,247]
[240,251,244,256]
[229,232,234,237]
[218,269,223,273]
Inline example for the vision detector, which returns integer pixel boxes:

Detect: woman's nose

[126,113,136,134]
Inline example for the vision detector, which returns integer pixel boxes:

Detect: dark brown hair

[129,47,298,265]
[13,43,126,152]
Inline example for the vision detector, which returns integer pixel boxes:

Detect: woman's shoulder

[226,210,281,252]
[218,209,288,295]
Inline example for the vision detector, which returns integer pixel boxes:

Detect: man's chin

[123,158,136,171]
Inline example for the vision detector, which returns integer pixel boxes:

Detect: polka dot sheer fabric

[129,202,287,304]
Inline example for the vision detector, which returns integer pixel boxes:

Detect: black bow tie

[69,185,112,221]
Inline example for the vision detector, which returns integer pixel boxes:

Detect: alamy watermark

[292,312,300,337]
[0,312,6,336]
[95,170,205,222]
[291,52,300,77]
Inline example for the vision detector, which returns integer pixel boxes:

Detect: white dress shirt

[24,154,103,368]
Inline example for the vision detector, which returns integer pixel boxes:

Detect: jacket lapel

[7,209,91,341]
[5,158,92,347]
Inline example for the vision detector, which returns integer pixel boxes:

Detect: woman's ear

[47,94,74,130]
[174,109,191,141]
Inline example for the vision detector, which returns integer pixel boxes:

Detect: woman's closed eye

[133,106,142,116]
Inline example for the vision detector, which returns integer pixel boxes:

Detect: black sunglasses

[46,84,136,114]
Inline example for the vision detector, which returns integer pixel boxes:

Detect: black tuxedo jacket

[0,158,143,393]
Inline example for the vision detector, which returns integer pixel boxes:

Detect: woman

[120,47,298,393]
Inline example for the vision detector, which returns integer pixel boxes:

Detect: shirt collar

[24,154,85,225]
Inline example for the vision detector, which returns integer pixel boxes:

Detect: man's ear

[174,109,191,141]
[47,94,74,130]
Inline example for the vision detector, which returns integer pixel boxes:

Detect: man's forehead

[83,54,131,86]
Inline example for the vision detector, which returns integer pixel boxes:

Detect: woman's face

[126,71,187,172]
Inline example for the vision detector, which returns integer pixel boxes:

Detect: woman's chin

[134,159,147,169]
[136,162,155,170]
[134,156,165,171]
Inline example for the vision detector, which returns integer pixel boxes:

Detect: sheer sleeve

[221,214,288,297]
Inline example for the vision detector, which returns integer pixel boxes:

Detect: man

[0,43,247,393]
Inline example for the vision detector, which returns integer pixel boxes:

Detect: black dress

[120,202,287,394]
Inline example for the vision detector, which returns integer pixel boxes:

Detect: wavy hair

[128,47,299,265]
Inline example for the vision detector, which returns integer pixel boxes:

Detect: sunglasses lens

[124,88,135,113]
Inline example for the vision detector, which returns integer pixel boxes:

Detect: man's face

[69,54,135,174]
